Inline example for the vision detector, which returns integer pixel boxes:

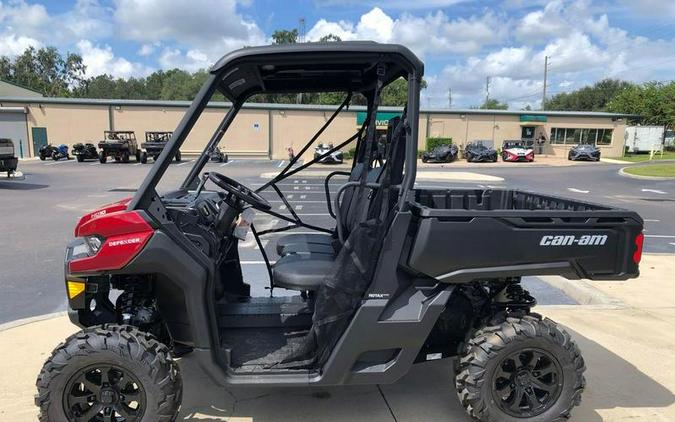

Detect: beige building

[0,96,633,159]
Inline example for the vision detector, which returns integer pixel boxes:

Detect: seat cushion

[272,253,335,291]
[275,233,333,255]
[280,242,336,256]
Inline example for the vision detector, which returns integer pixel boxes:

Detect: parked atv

[140,131,181,163]
[422,144,458,163]
[97,131,140,163]
[72,143,98,162]
[37,43,643,422]
[39,144,70,161]
[314,143,344,164]
[0,138,18,177]
[465,141,498,162]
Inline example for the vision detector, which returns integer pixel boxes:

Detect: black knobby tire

[455,314,585,422]
[35,324,182,422]
[140,151,148,164]
[77,155,84,163]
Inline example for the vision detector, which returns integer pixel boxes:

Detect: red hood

[74,197,132,237]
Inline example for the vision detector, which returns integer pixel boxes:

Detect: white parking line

[278,160,285,168]
[241,260,277,265]
[567,188,590,193]
[45,159,74,166]
[220,159,235,167]
[177,160,194,167]
[644,219,660,222]
[89,162,100,166]
[641,189,667,194]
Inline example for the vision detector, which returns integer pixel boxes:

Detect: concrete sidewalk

[1,255,674,421]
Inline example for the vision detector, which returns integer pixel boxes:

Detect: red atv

[36,43,643,422]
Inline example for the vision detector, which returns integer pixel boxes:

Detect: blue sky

[1,0,673,108]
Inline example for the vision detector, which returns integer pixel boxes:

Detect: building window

[549,128,613,145]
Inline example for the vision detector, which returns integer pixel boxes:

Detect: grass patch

[612,151,675,162]
[623,163,675,178]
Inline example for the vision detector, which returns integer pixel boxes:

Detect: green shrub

[426,137,452,152]
[343,147,357,159]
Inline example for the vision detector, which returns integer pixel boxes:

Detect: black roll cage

[127,43,423,289]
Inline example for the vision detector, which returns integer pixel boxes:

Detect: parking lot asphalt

[0,157,673,323]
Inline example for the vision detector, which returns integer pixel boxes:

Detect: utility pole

[448,88,452,109]
[485,76,491,106]
[542,55,549,110]
[299,18,306,42]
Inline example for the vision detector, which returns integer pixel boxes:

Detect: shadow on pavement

[175,326,675,421]
[0,181,49,190]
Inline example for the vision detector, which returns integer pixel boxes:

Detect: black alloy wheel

[492,348,563,418]
[63,364,146,421]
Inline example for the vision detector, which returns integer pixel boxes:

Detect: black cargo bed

[406,188,643,283]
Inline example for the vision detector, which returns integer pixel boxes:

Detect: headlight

[84,235,104,255]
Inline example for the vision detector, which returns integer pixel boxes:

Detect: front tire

[99,152,107,164]
[140,151,148,164]
[35,324,182,422]
[455,314,585,422]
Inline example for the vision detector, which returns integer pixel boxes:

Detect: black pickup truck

[0,138,18,177]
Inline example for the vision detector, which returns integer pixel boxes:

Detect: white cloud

[158,47,213,72]
[77,40,153,78]
[0,34,42,56]
[114,0,266,52]
[307,7,507,58]
[314,0,470,10]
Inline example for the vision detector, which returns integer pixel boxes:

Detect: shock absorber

[491,277,537,315]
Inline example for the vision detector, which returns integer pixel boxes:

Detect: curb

[618,166,675,180]
[0,311,67,332]
[538,276,624,307]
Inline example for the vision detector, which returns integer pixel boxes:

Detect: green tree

[544,79,633,111]
[319,34,342,42]
[479,98,508,110]
[272,29,299,44]
[9,46,86,96]
[608,81,675,128]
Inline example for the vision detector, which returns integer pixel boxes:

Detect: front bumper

[64,239,115,328]
[571,152,600,161]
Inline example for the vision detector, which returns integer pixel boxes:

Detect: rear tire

[99,152,107,164]
[35,324,182,422]
[122,152,130,163]
[77,155,84,163]
[455,314,585,422]
[140,151,148,164]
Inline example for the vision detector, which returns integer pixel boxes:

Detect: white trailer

[624,126,665,153]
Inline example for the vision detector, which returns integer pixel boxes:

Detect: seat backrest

[337,116,406,237]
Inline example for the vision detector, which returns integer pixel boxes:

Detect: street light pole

[542,55,549,110]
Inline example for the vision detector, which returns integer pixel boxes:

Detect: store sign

[356,111,402,126]
[520,114,547,122]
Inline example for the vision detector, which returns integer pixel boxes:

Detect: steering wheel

[207,172,272,210]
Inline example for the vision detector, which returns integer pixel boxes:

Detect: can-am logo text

[540,234,607,246]
[108,237,142,247]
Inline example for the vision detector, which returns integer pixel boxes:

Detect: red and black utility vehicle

[36,42,644,422]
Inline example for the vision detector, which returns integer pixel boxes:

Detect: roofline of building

[0,96,640,119]
[0,80,44,96]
